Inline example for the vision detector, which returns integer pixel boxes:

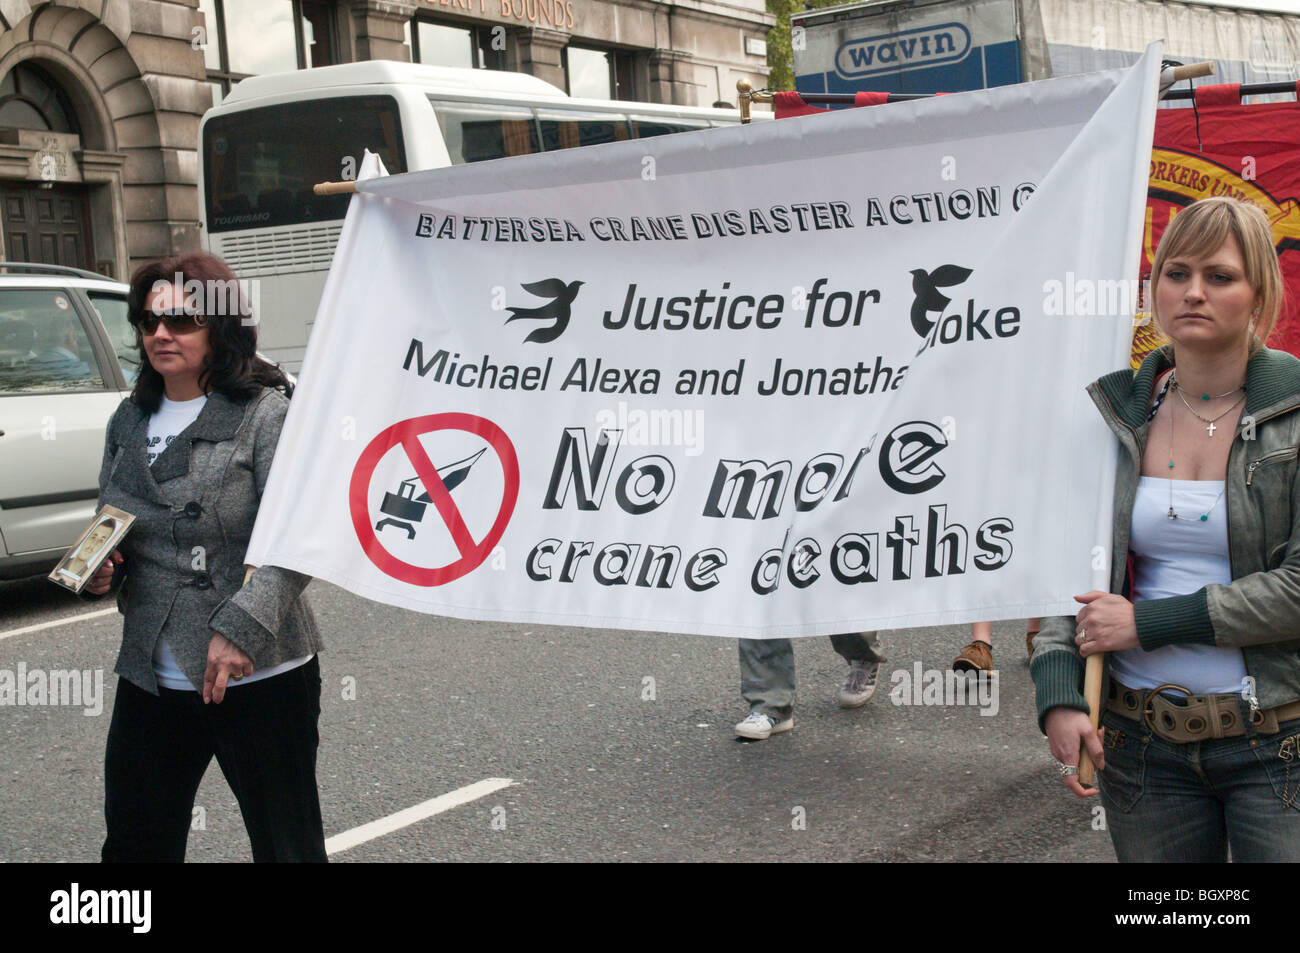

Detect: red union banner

[1134,83,1300,366]
[774,82,1300,366]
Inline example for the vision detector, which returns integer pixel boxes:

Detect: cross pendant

[1206,422,1216,437]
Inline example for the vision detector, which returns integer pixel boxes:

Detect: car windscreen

[86,291,139,385]
[203,95,406,233]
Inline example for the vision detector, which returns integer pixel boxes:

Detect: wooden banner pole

[313,180,358,195]
[1167,61,1214,83]
[1078,654,1105,787]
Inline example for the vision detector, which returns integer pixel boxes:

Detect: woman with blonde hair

[1032,196,1300,861]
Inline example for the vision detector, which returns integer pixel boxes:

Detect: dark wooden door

[1,184,92,269]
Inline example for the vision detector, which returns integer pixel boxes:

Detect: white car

[0,264,137,580]
[0,263,295,581]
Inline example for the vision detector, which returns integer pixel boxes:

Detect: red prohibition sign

[348,413,519,586]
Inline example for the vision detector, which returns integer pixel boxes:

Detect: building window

[223,0,298,75]
[0,64,81,133]
[200,0,337,100]
[198,0,224,73]
[413,21,475,69]
[407,18,507,71]
[565,46,634,100]
[301,1,336,69]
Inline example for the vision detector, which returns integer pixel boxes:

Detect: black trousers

[102,657,326,863]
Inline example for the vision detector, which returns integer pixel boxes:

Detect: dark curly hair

[127,252,291,413]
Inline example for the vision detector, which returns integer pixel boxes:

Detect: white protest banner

[247,45,1161,637]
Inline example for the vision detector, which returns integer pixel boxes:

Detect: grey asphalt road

[0,573,1113,863]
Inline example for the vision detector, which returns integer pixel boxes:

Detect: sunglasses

[133,309,209,335]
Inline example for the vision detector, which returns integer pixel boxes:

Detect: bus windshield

[203,95,406,233]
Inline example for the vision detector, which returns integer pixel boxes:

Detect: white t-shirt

[1110,477,1248,696]
[147,394,312,692]
[146,394,206,465]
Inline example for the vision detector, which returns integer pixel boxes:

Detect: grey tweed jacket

[96,386,322,694]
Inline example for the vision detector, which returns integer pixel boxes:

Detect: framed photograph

[47,505,134,595]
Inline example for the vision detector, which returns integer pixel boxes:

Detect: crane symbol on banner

[374,448,487,539]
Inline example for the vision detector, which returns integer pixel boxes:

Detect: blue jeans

[1098,706,1300,862]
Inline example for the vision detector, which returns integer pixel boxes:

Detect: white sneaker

[734,710,794,740]
[839,660,880,708]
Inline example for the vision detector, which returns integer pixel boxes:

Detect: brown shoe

[952,641,993,673]
[1026,629,1039,659]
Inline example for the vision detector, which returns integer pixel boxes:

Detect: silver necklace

[1161,375,1227,521]
[1170,374,1245,437]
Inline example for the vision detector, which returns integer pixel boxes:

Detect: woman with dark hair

[124,253,293,411]
[85,252,326,862]
[1033,197,1300,861]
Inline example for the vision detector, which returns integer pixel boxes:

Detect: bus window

[203,95,406,232]
[628,116,713,139]
[536,110,630,151]
[430,101,539,163]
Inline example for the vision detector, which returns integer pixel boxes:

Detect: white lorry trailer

[791,0,1298,100]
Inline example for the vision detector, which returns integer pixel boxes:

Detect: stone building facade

[0,0,771,278]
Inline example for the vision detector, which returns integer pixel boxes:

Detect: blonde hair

[1150,197,1284,355]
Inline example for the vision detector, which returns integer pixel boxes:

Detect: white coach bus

[198,61,750,369]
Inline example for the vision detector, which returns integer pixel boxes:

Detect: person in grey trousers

[84,252,325,862]
[735,633,886,739]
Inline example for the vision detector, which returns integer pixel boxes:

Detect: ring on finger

[1058,763,1079,777]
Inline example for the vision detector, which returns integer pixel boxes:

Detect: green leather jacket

[1032,345,1300,729]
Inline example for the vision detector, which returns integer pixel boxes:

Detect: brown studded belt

[1106,679,1300,743]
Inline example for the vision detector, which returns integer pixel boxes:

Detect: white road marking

[325,777,515,855]
[0,607,118,642]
